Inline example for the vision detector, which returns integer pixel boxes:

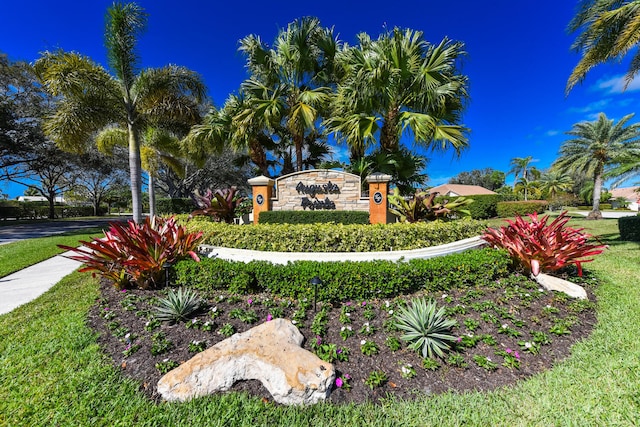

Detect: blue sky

[2,0,639,198]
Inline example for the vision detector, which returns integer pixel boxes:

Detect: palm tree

[567,0,640,93]
[327,28,469,159]
[554,112,640,219]
[33,3,206,222]
[237,17,339,172]
[538,170,574,199]
[508,156,535,188]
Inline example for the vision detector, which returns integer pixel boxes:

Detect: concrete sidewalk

[0,251,82,315]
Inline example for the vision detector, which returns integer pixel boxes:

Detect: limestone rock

[532,273,588,300]
[157,318,335,405]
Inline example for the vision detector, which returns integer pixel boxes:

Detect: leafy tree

[33,2,206,222]
[554,112,640,219]
[327,28,469,158]
[366,148,428,195]
[449,168,505,190]
[567,0,640,92]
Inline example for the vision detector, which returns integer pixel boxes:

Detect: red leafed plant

[58,216,204,289]
[190,187,244,224]
[482,211,606,277]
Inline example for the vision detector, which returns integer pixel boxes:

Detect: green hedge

[576,204,612,211]
[175,248,511,302]
[156,198,193,215]
[259,210,369,225]
[186,218,487,252]
[0,204,105,220]
[496,200,548,218]
[435,194,503,219]
[618,215,640,241]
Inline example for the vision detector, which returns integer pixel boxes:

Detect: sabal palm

[33,3,205,222]
[238,17,338,172]
[327,28,469,159]
[567,0,640,93]
[554,112,640,218]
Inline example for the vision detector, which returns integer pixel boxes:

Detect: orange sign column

[247,175,274,224]
[366,173,392,224]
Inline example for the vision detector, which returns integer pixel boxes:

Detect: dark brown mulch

[88,273,597,405]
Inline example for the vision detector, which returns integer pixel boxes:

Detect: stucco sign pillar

[365,172,392,224]
[248,175,274,225]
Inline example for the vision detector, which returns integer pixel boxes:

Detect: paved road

[0,217,131,245]
[569,211,638,219]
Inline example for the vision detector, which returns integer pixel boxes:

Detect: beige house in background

[427,184,497,197]
[610,187,640,211]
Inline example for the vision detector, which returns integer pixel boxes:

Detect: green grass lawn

[0,228,103,278]
[0,218,638,426]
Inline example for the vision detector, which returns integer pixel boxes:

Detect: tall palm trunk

[128,123,143,223]
[588,165,604,220]
[148,172,156,218]
[294,133,304,171]
[249,139,269,176]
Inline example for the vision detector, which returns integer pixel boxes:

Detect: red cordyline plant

[482,211,606,277]
[59,216,204,289]
[190,187,244,224]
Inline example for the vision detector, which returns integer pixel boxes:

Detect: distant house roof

[427,184,496,197]
[610,186,640,201]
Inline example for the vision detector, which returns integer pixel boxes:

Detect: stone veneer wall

[272,170,369,211]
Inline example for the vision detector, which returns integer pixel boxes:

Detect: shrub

[186,218,487,252]
[482,211,606,276]
[389,190,472,222]
[619,215,640,241]
[394,298,457,359]
[496,200,548,218]
[156,198,193,215]
[258,210,369,225]
[191,187,244,223]
[59,216,204,289]
[174,248,511,302]
[435,194,503,219]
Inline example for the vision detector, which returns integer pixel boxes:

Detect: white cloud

[593,74,640,94]
[545,130,560,137]
[566,99,611,114]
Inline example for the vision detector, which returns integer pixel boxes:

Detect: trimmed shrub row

[186,218,487,252]
[175,248,511,302]
[156,198,194,215]
[575,204,612,211]
[435,194,504,219]
[259,210,369,225]
[0,204,105,220]
[496,200,548,218]
[618,215,640,241]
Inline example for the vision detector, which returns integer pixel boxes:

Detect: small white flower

[163,358,169,362]
[525,342,532,349]
[211,307,218,312]
[191,319,197,324]
[292,320,297,324]
[388,310,394,315]
[525,293,530,297]
[486,357,492,362]
[546,304,552,308]
[466,333,474,338]
[360,339,367,345]
[442,294,448,299]
[346,312,351,317]
[341,326,346,331]
[501,324,508,329]
[385,301,390,308]
[346,326,352,331]
[145,321,150,326]
[538,288,544,292]
[363,322,369,327]
[204,321,210,326]
[125,333,131,339]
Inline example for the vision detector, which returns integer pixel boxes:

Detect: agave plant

[154,287,202,323]
[482,211,606,276]
[388,189,472,222]
[394,298,457,359]
[59,216,204,289]
[190,187,245,223]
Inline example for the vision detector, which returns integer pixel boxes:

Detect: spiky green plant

[153,287,202,323]
[395,298,457,359]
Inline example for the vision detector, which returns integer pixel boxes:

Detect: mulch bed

[88,272,597,405]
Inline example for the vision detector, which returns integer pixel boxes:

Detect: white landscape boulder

[157,318,335,405]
